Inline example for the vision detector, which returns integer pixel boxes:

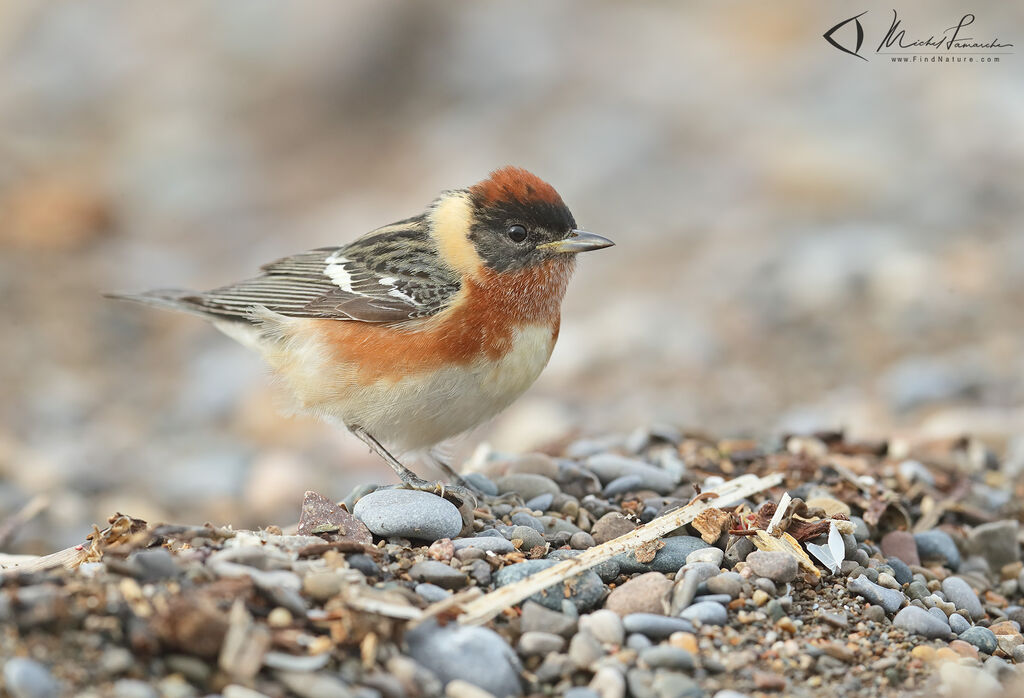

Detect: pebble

[494,560,603,611]
[520,601,577,637]
[618,537,711,574]
[409,560,467,590]
[679,601,728,626]
[880,530,921,567]
[622,613,695,639]
[877,572,900,590]
[453,536,515,553]
[959,626,998,654]
[603,475,647,496]
[589,666,627,698]
[670,562,720,612]
[638,646,696,671]
[276,671,353,698]
[893,605,952,639]
[353,489,463,542]
[509,526,545,552]
[942,576,985,621]
[568,631,605,669]
[966,520,1019,571]
[405,620,522,697]
[745,551,798,583]
[591,513,636,544]
[686,548,724,567]
[914,530,962,570]
[462,473,498,496]
[495,473,560,501]
[585,454,677,493]
[886,557,913,585]
[517,631,565,655]
[862,604,887,623]
[705,572,742,598]
[564,689,600,698]
[415,583,454,603]
[510,512,546,534]
[848,575,906,614]
[113,680,158,698]
[605,572,671,616]
[570,532,596,550]
[525,493,554,512]
[3,659,60,698]
[938,663,1002,697]
[578,609,625,645]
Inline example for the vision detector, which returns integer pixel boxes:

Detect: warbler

[110,167,613,490]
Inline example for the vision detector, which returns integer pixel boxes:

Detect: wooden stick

[457,472,783,626]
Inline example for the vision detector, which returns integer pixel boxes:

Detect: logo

[824,10,1014,63]
[824,11,868,61]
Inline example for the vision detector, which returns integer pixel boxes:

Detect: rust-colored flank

[310,258,574,384]
[470,166,565,206]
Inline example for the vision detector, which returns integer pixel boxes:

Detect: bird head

[429,166,613,277]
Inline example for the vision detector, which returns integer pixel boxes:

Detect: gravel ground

[4,426,1024,698]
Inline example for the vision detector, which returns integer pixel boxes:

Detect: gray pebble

[877,572,900,590]
[495,560,604,612]
[463,473,498,496]
[414,583,452,603]
[746,551,798,583]
[408,560,467,590]
[893,605,952,639]
[603,474,647,496]
[850,516,870,542]
[352,489,462,542]
[639,646,696,671]
[679,601,728,626]
[520,601,577,637]
[671,562,720,611]
[906,580,930,602]
[705,572,742,599]
[886,557,913,585]
[564,689,600,698]
[724,536,755,568]
[517,631,565,655]
[848,575,906,614]
[627,633,653,650]
[570,532,596,550]
[617,536,711,574]
[862,605,887,623]
[3,659,60,698]
[496,473,560,501]
[585,454,677,493]
[510,512,546,534]
[914,530,962,570]
[113,680,158,698]
[686,548,724,567]
[941,576,984,621]
[568,631,604,669]
[651,671,702,698]
[765,600,785,621]
[128,548,181,581]
[453,536,515,553]
[578,609,625,646]
[949,613,970,635]
[622,613,695,639]
[525,493,554,511]
[959,626,998,654]
[928,606,950,624]
[510,525,546,552]
[405,620,522,697]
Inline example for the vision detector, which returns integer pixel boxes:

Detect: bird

[108,166,613,493]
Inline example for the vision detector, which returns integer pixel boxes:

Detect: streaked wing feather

[186,216,461,323]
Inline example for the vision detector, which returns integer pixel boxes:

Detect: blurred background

[2,1,1022,553]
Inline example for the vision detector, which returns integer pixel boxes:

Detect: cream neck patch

[430,191,483,279]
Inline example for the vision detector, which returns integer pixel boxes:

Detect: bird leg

[348,426,476,511]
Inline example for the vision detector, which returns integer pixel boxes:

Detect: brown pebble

[753,671,787,691]
[604,572,672,616]
[881,531,921,567]
[948,640,979,659]
[590,513,636,544]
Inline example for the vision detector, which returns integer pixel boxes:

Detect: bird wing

[177,216,462,324]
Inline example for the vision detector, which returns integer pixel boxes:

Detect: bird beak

[539,229,615,254]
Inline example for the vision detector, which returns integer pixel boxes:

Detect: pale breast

[328,324,558,451]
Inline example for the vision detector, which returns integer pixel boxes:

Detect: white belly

[336,324,557,451]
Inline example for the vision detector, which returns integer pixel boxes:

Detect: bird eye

[507,224,528,243]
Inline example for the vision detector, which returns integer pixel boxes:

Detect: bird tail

[103,288,220,320]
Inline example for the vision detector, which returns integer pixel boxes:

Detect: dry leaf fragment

[633,539,666,564]
[693,508,735,544]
